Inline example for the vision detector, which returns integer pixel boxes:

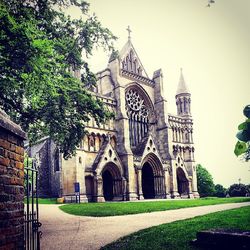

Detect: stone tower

[173,68,199,198]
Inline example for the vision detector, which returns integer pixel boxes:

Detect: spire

[176,68,190,96]
[175,68,192,117]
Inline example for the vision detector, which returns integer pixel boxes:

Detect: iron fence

[24,157,42,250]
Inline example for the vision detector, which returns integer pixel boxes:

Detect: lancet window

[125,88,152,147]
[122,50,142,75]
[54,149,60,172]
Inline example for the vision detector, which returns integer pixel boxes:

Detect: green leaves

[0,0,116,158]
[234,141,247,157]
[196,164,215,197]
[243,105,250,118]
[214,184,227,197]
[238,121,247,130]
[228,183,249,197]
[236,130,250,142]
[234,105,250,161]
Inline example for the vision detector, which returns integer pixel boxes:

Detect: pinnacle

[176,68,190,95]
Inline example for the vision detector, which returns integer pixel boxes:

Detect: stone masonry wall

[0,110,26,250]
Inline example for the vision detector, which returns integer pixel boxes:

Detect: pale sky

[70,0,250,187]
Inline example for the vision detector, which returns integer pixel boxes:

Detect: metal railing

[24,157,42,250]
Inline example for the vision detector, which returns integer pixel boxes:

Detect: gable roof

[132,136,149,156]
[92,139,109,170]
[132,134,163,164]
[119,39,149,78]
[92,136,124,176]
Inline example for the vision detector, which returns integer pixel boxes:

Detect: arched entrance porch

[177,167,189,197]
[101,163,123,201]
[141,154,165,199]
[142,162,155,199]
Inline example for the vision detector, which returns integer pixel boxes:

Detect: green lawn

[25,198,58,204]
[102,206,250,250]
[59,197,250,217]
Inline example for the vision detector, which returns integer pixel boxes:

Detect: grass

[102,206,250,250]
[24,197,58,204]
[59,197,250,217]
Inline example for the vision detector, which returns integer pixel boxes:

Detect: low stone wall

[0,110,26,250]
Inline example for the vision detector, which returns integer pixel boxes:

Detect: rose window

[126,89,144,111]
[125,89,151,147]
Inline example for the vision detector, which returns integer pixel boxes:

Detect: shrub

[214,184,227,197]
[228,184,248,197]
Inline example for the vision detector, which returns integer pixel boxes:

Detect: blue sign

[74,182,80,193]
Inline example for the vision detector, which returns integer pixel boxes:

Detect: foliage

[234,105,250,161]
[214,184,227,198]
[196,164,215,197]
[59,197,250,217]
[0,0,116,159]
[207,0,215,7]
[228,183,249,197]
[102,206,250,250]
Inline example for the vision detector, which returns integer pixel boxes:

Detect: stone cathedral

[32,31,199,202]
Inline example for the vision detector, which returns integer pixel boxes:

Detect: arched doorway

[141,153,165,199]
[102,170,114,201]
[142,162,155,199]
[101,163,123,201]
[85,176,94,202]
[177,167,189,197]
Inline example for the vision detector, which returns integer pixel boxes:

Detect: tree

[196,164,215,197]
[246,184,250,196]
[234,105,250,161]
[228,183,248,197]
[0,0,116,159]
[214,184,227,198]
[207,0,215,7]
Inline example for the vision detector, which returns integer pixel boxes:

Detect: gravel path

[40,202,250,250]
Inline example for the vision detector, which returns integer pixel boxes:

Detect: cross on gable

[127,25,132,40]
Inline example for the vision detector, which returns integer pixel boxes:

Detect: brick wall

[0,110,26,250]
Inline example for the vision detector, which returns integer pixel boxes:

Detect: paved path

[40,202,250,250]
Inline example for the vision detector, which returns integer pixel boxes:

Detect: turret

[175,68,191,117]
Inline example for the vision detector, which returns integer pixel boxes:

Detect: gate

[24,157,42,250]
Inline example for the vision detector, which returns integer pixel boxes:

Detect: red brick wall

[0,110,26,250]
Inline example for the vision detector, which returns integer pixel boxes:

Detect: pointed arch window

[184,98,187,113]
[54,149,60,172]
[133,59,137,73]
[88,135,95,151]
[138,67,142,75]
[125,88,153,147]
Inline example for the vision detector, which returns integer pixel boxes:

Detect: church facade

[34,34,199,202]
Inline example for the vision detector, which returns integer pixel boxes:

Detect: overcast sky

[70,0,250,187]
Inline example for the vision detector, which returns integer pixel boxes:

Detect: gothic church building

[34,33,199,202]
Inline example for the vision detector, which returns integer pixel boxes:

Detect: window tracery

[125,88,151,147]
